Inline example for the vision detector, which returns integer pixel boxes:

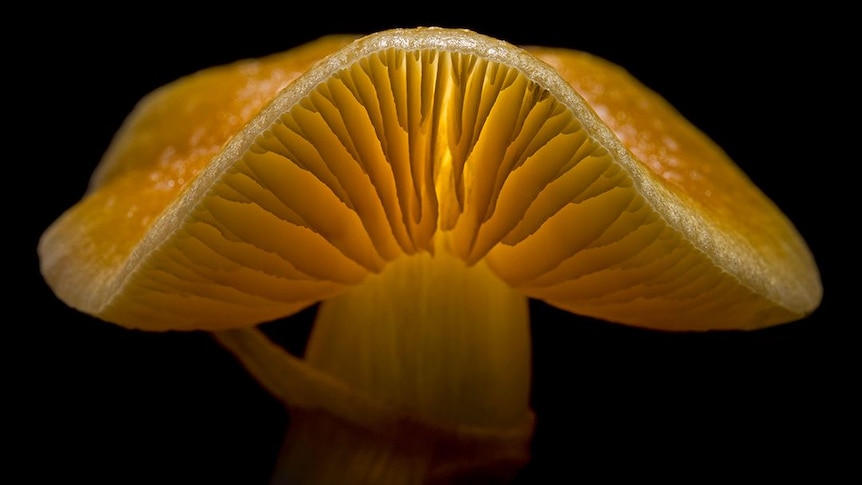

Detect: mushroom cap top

[39,28,820,331]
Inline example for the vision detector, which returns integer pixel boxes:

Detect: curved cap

[39,28,821,331]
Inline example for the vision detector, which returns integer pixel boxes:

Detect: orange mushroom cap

[39,28,821,332]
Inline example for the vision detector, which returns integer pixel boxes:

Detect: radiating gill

[239,48,638,274]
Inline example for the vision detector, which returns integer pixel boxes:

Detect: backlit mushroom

[38,28,821,484]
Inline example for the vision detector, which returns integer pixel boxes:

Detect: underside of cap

[39,27,821,331]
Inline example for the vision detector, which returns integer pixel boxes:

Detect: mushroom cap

[38,28,821,331]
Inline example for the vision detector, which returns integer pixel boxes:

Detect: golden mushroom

[39,28,821,484]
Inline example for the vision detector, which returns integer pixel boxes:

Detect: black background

[18,7,850,484]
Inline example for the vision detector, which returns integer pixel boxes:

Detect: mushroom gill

[38,28,821,484]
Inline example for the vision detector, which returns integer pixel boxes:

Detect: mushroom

[38,28,821,484]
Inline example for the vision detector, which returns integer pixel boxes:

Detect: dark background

[19,7,849,484]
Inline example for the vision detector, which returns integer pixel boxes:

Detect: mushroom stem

[216,240,534,484]
[272,409,531,485]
